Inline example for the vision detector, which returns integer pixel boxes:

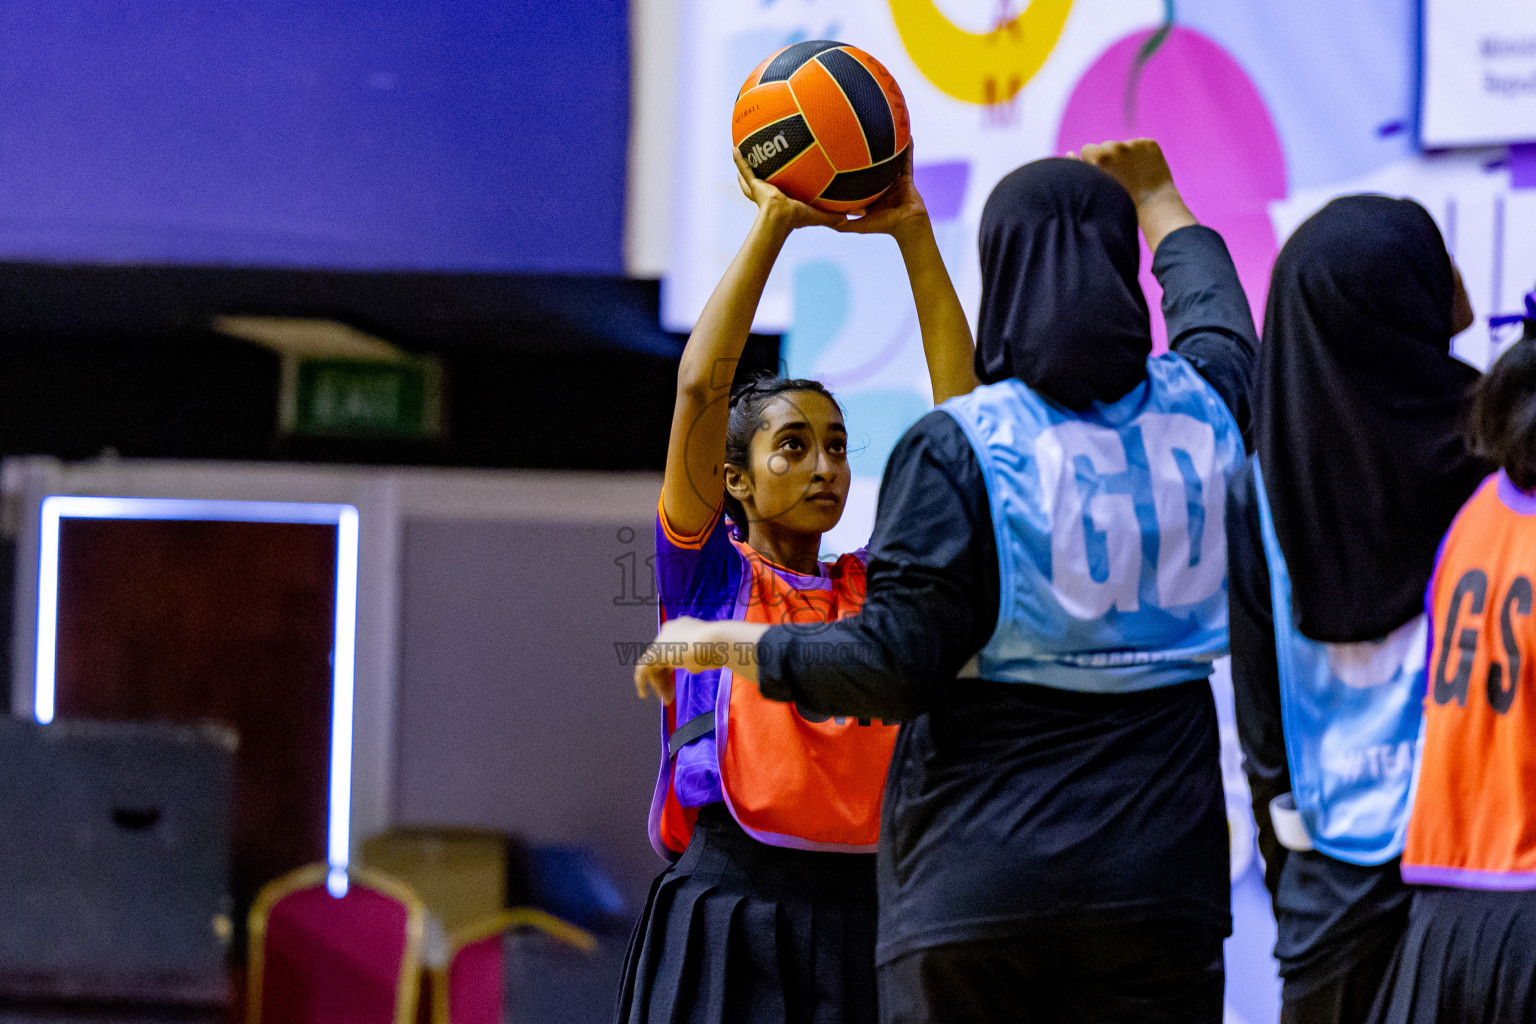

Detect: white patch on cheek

[767,453,790,476]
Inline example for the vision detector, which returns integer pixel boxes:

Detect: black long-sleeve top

[757,225,1257,963]
[1226,461,1411,985]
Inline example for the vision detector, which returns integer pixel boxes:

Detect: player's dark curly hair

[1469,317,1536,492]
[723,373,842,530]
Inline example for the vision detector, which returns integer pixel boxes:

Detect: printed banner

[663,0,1535,551]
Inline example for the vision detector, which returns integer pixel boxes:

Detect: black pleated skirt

[1369,886,1536,1024]
[615,804,879,1024]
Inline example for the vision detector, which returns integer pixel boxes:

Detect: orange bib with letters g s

[1403,472,1536,890]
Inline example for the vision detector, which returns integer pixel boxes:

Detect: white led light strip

[34,495,361,890]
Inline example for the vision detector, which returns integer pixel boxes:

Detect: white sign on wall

[1422,0,1536,148]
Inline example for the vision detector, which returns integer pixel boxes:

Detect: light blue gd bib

[1253,461,1426,864]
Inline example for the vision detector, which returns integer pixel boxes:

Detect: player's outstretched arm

[634,617,768,705]
[1075,138,1197,254]
[661,150,846,536]
[838,148,978,404]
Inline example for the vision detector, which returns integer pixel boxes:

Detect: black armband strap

[667,711,716,757]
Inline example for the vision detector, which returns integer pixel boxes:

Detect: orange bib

[653,538,898,856]
[1403,473,1536,889]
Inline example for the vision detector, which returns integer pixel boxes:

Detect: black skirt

[1369,886,1536,1024]
[615,804,879,1024]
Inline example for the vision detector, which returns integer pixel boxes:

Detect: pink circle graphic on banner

[1057,26,1286,350]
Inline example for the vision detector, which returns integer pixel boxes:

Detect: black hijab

[976,158,1151,408]
[1255,195,1486,643]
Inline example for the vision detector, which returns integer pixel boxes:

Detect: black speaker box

[0,718,235,1007]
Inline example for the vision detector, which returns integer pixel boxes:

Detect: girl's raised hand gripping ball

[731,149,847,230]
[834,147,927,238]
[732,41,911,214]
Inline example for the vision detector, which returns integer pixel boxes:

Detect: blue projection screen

[0,1,627,273]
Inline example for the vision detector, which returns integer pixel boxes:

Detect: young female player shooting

[617,146,975,1024]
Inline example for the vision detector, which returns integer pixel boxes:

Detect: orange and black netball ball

[732,41,911,213]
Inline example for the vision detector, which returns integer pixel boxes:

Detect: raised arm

[1080,138,1257,435]
[661,151,845,536]
[837,151,978,404]
[1076,138,1197,254]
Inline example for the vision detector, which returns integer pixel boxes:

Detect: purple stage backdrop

[0,0,628,273]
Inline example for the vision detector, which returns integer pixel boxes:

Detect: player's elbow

[871,683,929,722]
[675,371,714,405]
[675,349,732,402]
[859,646,941,721]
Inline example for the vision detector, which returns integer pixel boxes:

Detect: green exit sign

[281,357,444,439]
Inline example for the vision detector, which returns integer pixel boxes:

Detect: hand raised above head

[1075,138,1177,206]
[733,148,848,231]
[1073,138,1195,254]
[834,147,929,239]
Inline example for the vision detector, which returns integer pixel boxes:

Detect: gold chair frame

[427,907,595,1024]
[247,863,428,1024]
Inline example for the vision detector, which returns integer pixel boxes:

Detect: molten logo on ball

[747,134,790,169]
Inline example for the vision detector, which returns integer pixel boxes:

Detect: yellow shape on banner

[888,0,1075,105]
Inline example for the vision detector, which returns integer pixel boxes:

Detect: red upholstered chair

[428,908,594,1024]
[248,864,426,1024]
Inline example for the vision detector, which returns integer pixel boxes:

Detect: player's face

[741,392,850,534]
